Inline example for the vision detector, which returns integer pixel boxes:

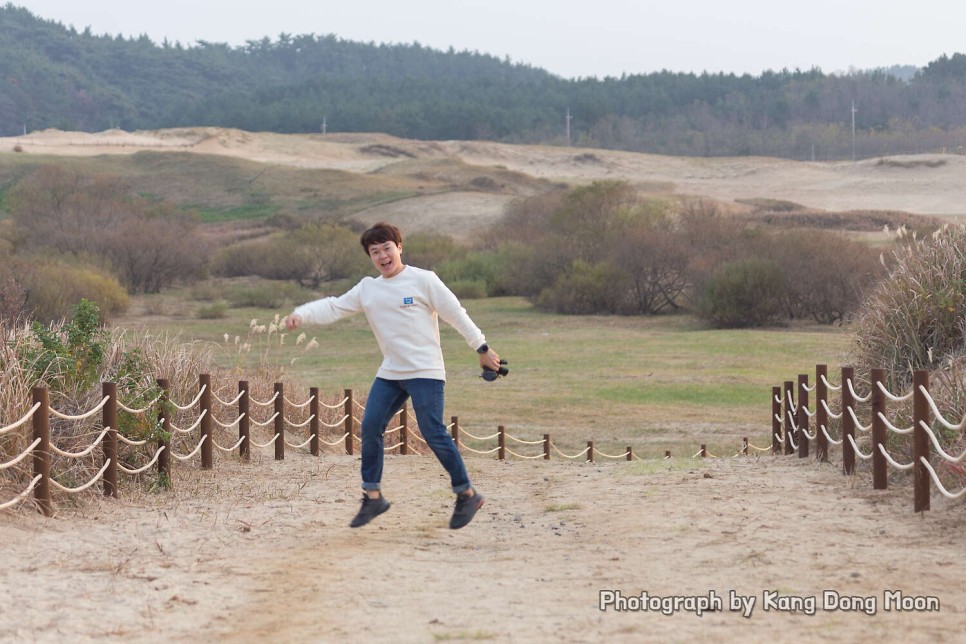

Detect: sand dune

[5,128,965,223]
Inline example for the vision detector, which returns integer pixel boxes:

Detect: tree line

[3,5,966,158]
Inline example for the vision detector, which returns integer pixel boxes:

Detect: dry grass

[850,224,966,488]
[0,317,364,508]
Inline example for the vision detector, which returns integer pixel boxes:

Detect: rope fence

[0,371,749,516]
[770,364,966,512]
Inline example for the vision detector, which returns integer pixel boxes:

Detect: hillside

[4,5,966,159]
[2,128,964,237]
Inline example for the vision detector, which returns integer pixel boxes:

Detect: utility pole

[321,117,327,134]
[566,107,573,146]
[852,101,857,163]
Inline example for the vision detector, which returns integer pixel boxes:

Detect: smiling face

[368,240,405,278]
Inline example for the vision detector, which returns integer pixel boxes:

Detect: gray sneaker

[449,489,485,529]
[350,495,391,528]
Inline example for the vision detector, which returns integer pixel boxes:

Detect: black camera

[481,359,509,382]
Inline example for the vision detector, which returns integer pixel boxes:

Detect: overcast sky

[12,0,965,79]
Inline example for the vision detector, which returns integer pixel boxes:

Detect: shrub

[447,279,488,300]
[850,224,966,491]
[9,165,209,294]
[436,253,500,295]
[851,225,966,383]
[402,233,463,270]
[196,302,229,319]
[20,299,108,389]
[536,260,625,315]
[225,282,303,308]
[697,258,785,328]
[18,259,129,323]
[761,230,885,324]
[211,224,371,287]
[0,262,26,321]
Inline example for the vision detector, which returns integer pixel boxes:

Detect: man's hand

[478,348,502,372]
[284,314,302,331]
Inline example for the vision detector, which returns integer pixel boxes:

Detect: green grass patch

[195,203,280,223]
[115,293,851,460]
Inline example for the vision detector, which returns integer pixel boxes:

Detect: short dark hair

[360,222,403,253]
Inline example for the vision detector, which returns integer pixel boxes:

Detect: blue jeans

[360,377,472,494]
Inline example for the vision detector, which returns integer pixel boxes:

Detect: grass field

[116,289,852,461]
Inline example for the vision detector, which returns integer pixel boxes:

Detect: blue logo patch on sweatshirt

[403,297,414,305]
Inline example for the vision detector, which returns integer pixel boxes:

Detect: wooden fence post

[274,382,285,461]
[157,379,171,485]
[665,450,671,459]
[587,440,594,463]
[871,368,887,490]
[498,425,506,460]
[797,374,810,459]
[700,444,707,458]
[344,389,354,456]
[400,403,409,455]
[543,433,550,460]
[841,367,856,476]
[816,364,829,463]
[741,437,748,456]
[32,386,52,517]
[102,382,118,498]
[772,386,781,454]
[783,380,795,455]
[451,416,460,451]
[627,446,633,461]
[913,370,930,512]
[238,381,250,461]
[200,374,213,470]
[309,387,320,457]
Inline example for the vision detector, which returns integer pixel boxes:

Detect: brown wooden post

[157,379,171,484]
[399,403,409,455]
[238,381,250,461]
[543,433,550,460]
[344,389,354,456]
[772,386,782,454]
[309,387,320,457]
[871,368,887,490]
[451,416,460,452]
[102,382,118,498]
[700,444,707,458]
[665,450,671,459]
[842,367,856,476]
[742,437,748,456]
[783,380,795,455]
[816,365,829,463]
[274,382,285,461]
[627,446,633,461]
[797,374,810,459]
[32,386,52,517]
[200,374,213,470]
[913,370,930,512]
[587,440,594,463]
[498,425,506,460]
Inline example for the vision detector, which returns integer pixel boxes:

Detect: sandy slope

[4,128,966,228]
[1,451,962,642]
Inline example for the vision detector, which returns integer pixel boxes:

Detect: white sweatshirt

[292,266,486,381]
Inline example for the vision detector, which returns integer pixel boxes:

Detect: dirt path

[1,452,962,643]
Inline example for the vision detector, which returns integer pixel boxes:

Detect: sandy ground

[1,449,962,643]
